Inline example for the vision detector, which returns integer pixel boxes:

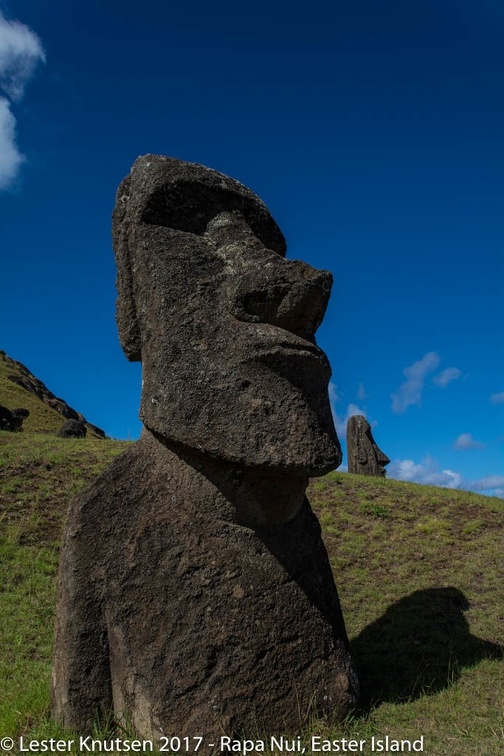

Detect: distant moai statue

[347,415,390,476]
[0,405,29,431]
[51,155,358,742]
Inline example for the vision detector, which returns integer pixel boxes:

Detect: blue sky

[1,1,502,496]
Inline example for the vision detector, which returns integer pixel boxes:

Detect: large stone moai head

[346,414,390,477]
[51,157,358,741]
[113,155,341,477]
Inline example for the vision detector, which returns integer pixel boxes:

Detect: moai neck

[140,427,309,528]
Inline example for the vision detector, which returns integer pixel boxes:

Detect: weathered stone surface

[0,404,13,430]
[11,407,30,421]
[51,155,358,741]
[346,415,390,477]
[57,419,87,438]
[47,398,80,420]
[112,155,339,472]
[0,404,29,431]
[11,407,29,430]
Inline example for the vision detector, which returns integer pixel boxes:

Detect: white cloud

[388,455,462,489]
[328,381,339,409]
[391,351,440,414]
[490,391,504,405]
[0,12,45,101]
[471,475,504,491]
[454,433,484,450]
[389,459,461,488]
[0,11,45,189]
[339,402,369,436]
[388,457,504,499]
[328,382,368,437]
[0,96,23,188]
[433,367,461,388]
[357,382,367,401]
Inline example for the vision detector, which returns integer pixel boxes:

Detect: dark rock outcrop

[0,404,29,431]
[7,369,80,419]
[57,419,87,438]
[86,423,106,439]
[346,415,390,477]
[51,155,358,741]
[11,407,29,430]
[0,404,13,431]
[11,407,30,422]
[1,352,106,438]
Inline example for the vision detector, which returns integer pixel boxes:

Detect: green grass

[309,472,503,754]
[0,432,127,545]
[0,437,502,755]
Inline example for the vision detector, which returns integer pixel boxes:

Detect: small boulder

[11,408,30,430]
[0,405,29,431]
[57,419,87,438]
[0,404,16,431]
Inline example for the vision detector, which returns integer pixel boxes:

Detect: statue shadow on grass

[350,586,503,712]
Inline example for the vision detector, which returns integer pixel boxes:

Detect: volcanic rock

[51,155,358,741]
[347,415,390,477]
[57,419,87,438]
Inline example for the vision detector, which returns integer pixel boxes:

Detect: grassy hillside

[0,356,63,434]
[0,352,104,437]
[0,431,502,755]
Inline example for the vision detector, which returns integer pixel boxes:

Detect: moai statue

[51,155,358,741]
[347,415,390,477]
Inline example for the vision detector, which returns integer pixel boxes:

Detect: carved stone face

[113,155,341,475]
[346,415,390,477]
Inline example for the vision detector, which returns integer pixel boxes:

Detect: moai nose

[236,264,332,341]
[206,211,333,341]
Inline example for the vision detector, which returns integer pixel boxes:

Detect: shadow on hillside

[350,586,503,711]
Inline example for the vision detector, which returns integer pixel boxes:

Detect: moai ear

[112,175,142,362]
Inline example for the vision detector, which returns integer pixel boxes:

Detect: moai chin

[347,415,390,477]
[51,155,359,741]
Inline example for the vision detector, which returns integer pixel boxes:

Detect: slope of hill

[0,432,502,754]
[0,351,105,437]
